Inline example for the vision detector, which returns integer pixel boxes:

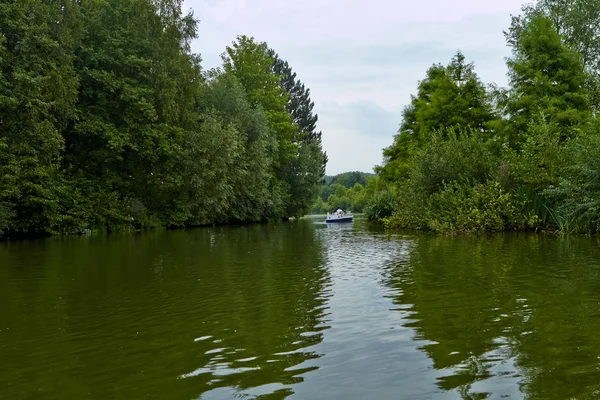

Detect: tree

[221,36,297,215]
[377,51,495,182]
[506,0,600,108]
[61,0,202,230]
[271,54,319,139]
[270,52,328,215]
[501,13,591,147]
[197,70,279,222]
[283,138,327,216]
[400,52,495,143]
[222,36,326,217]
[331,171,373,188]
[0,0,81,234]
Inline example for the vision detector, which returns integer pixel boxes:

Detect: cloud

[321,130,392,175]
[183,0,525,175]
[319,100,402,138]
[316,100,401,174]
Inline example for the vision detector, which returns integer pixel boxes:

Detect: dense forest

[368,0,600,234]
[0,0,326,238]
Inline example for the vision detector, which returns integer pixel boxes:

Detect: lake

[2,216,600,399]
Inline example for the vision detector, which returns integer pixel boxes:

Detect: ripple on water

[5,222,600,400]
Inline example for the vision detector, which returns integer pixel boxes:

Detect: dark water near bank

[2,217,600,399]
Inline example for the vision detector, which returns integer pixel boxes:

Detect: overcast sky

[182,0,527,175]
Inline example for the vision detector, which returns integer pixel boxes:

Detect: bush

[538,124,600,233]
[411,128,497,197]
[425,180,517,234]
[380,184,426,230]
[365,188,397,221]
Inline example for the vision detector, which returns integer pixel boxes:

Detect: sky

[182,0,528,175]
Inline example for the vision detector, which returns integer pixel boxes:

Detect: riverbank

[0,217,290,243]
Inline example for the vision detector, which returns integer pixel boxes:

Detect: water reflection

[289,218,422,400]
[386,233,600,399]
[5,222,600,399]
[0,221,332,400]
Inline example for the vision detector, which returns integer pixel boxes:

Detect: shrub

[411,128,497,197]
[365,188,397,222]
[424,180,517,234]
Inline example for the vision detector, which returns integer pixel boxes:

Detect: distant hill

[324,171,375,189]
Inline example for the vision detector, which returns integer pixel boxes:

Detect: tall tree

[501,13,590,147]
[507,0,600,72]
[197,70,279,222]
[401,52,495,142]
[377,51,495,182]
[271,55,319,139]
[0,0,81,234]
[506,0,600,107]
[270,52,328,214]
[222,36,324,217]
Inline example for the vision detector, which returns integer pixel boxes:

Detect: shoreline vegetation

[0,0,326,240]
[4,0,600,240]
[361,0,600,236]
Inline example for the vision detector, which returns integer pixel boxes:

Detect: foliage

[364,185,397,222]
[379,128,524,234]
[330,171,374,189]
[410,128,497,197]
[0,1,326,238]
[501,13,591,147]
[377,52,496,183]
[197,72,278,222]
[423,181,519,234]
[537,119,600,233]
[311,171,377,214]
[370,2,600,236]
[0,0,80,235]
[318,171,374,202]
[506,0,600,108]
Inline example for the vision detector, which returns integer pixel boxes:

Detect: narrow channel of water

[2,217,600,399]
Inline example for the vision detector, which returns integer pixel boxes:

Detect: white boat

[325,211,353,223]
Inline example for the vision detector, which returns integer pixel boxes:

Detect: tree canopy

[0,1,326,237]
[377,51,495,182]
[501,12,591,146]
[506,0,600,107]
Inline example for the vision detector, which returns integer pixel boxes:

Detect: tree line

[311,171,376,213]
[369,0,600,234]
[0,0,326,238]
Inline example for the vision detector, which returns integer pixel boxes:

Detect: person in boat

[336,208,343,217]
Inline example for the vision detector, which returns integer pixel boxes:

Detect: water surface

[2,217,600,399]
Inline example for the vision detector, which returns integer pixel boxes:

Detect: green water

[2,217,600,399]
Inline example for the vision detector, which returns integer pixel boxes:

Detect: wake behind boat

[326,209,353,223]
